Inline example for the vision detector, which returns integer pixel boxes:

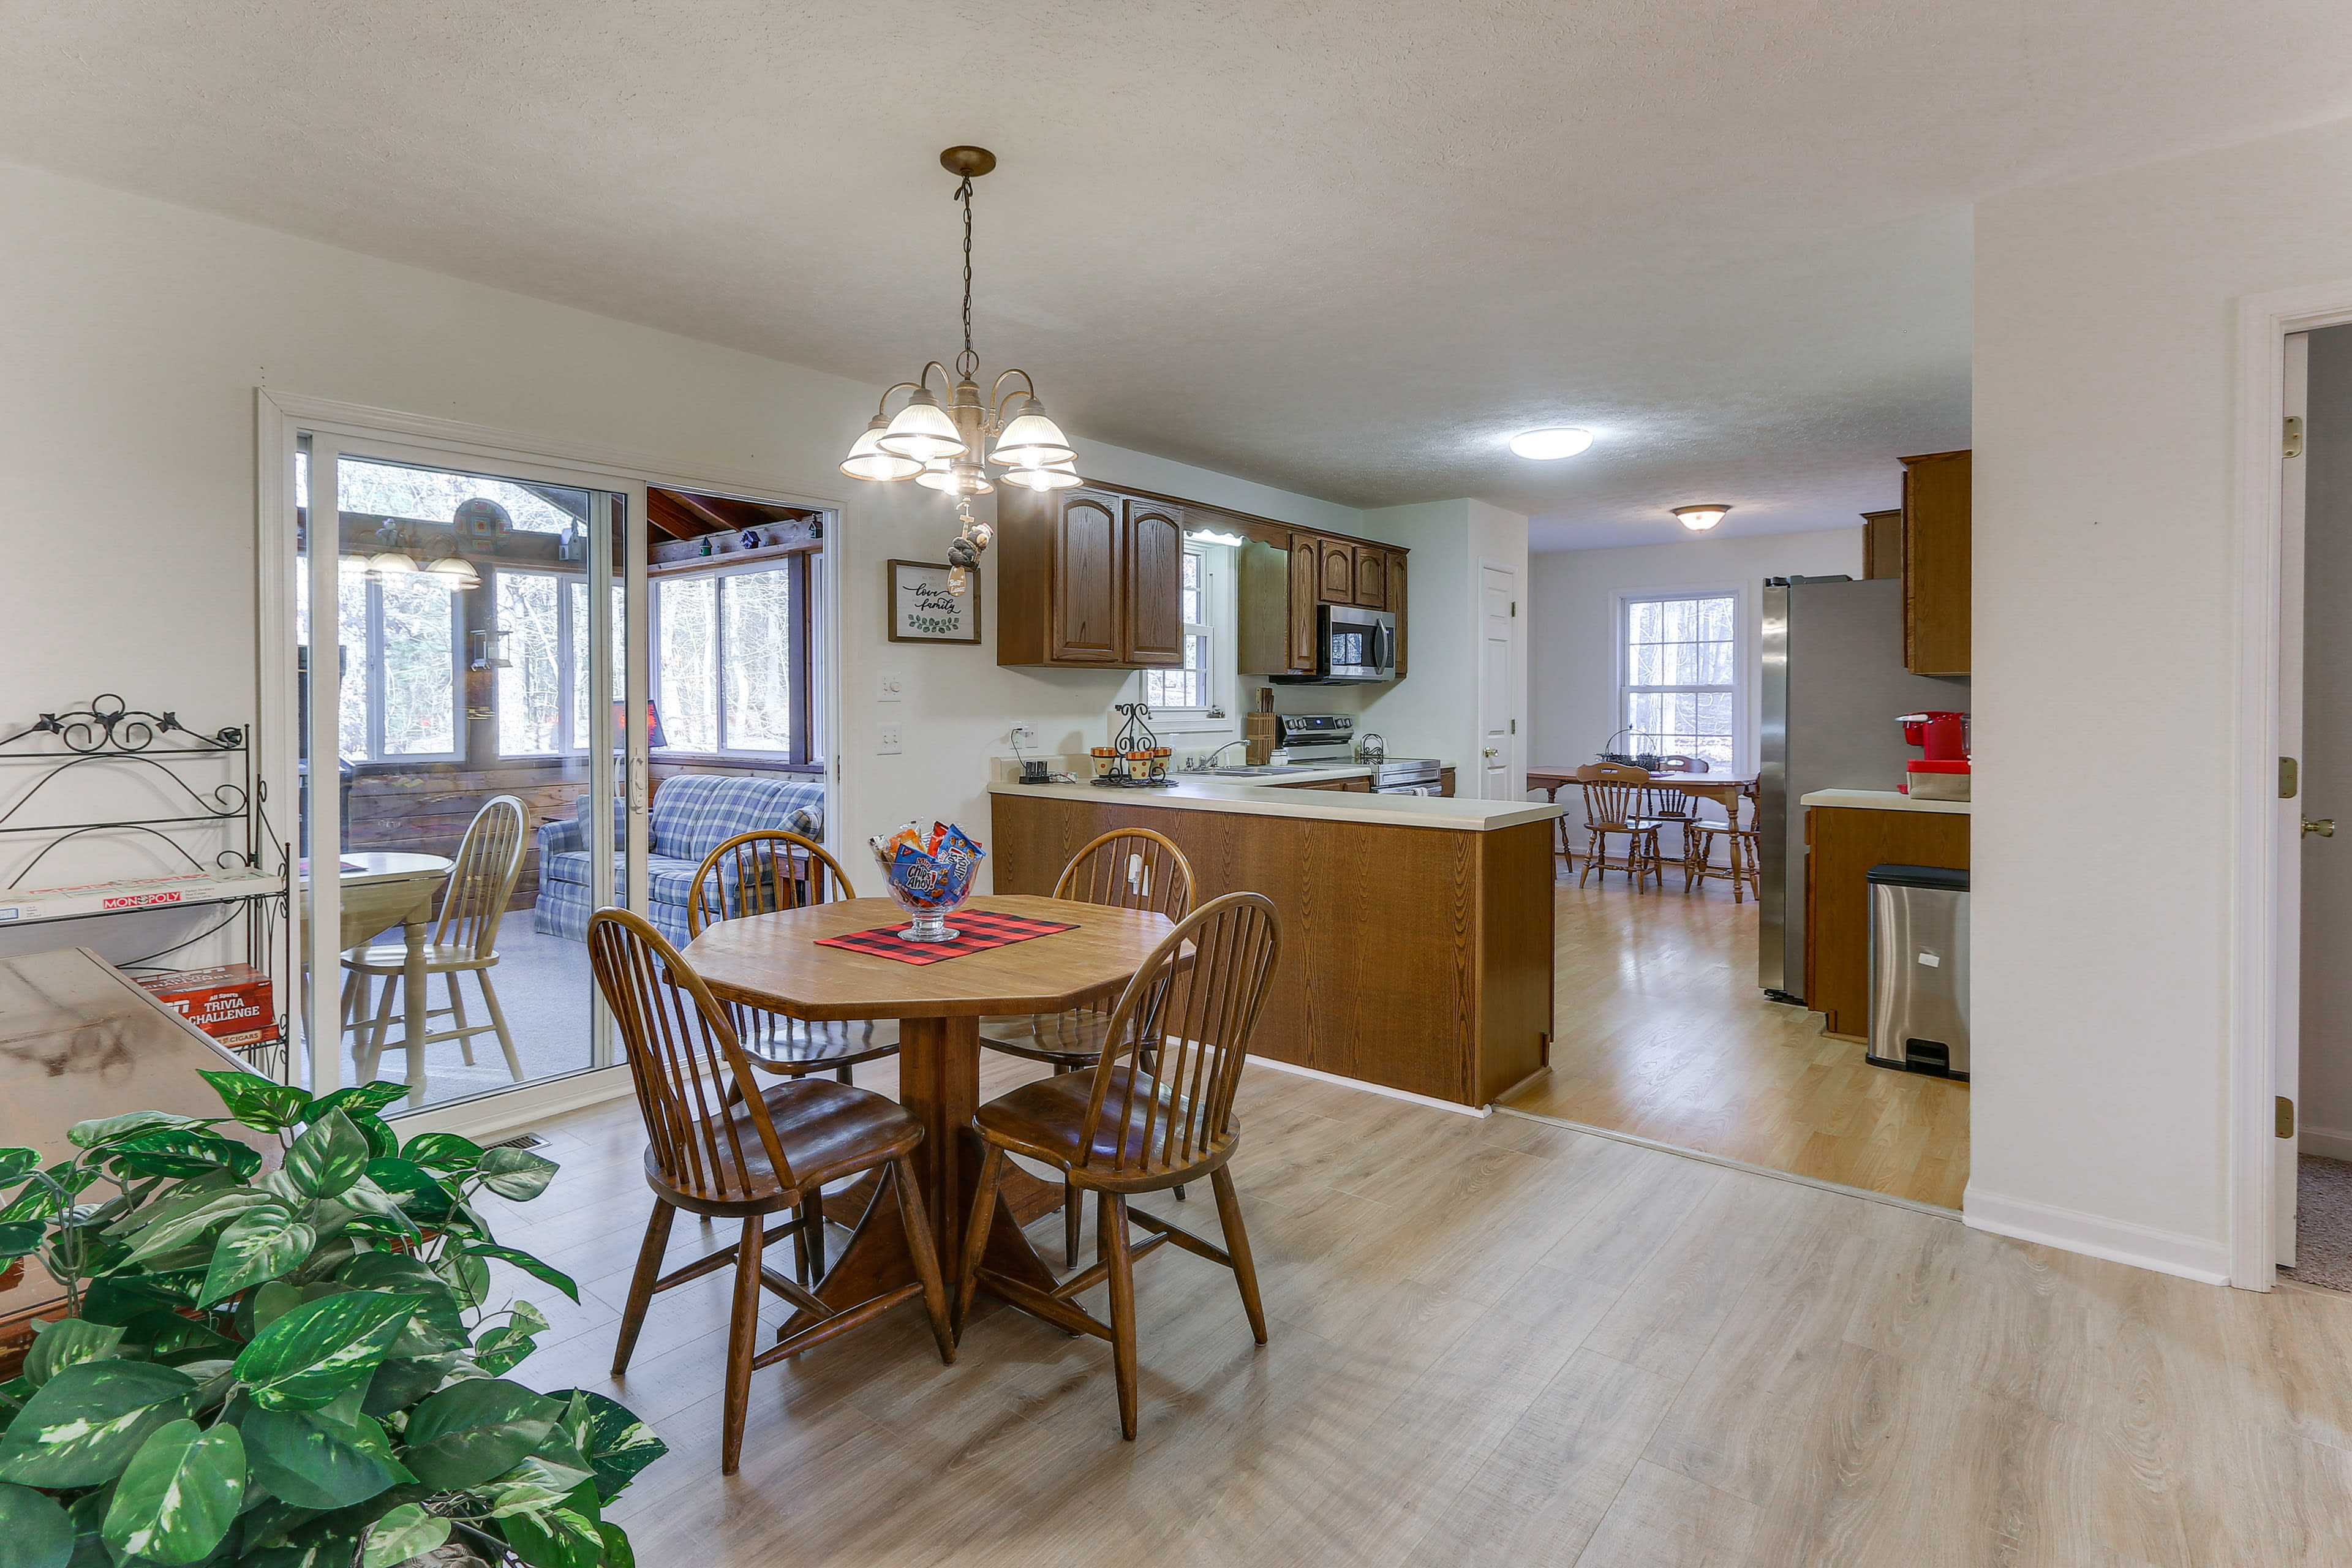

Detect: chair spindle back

[432,795,528,958]
[686,830,857,938]
[1054,829,1196,921]
[587,907,796,1203]
[1077,891,1281,1179]
[1577,762,1654,829]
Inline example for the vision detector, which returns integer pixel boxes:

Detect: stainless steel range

[1366,758,1442,795]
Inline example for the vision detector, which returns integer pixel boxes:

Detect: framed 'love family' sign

[886,559,982,644]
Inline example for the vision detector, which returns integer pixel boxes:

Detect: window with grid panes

[1620,592,1737,769]
[1142,547,1214,713]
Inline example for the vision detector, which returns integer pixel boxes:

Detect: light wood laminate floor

[483,1055,2352,1566]
[1504,875,1971,1209]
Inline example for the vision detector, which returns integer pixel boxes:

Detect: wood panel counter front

[989,783,1558,1106]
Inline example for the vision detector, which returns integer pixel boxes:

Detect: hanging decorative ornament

[839,147,1081,578]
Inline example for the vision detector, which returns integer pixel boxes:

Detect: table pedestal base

[780,1016,1061,1338]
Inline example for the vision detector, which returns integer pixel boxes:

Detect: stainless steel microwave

[1272,605,1396,685]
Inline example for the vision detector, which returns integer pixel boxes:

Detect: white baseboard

[2300,1125,2352,1161]
[385,1064,635,1142]
[1248,1055,1488,1118]
[1962,1186,2230,1284]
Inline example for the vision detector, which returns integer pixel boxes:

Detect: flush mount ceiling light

[1672,504,1732,532]
[1508,427,1593,460]
[839,146,1080,595]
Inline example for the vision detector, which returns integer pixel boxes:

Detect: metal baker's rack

[0,695,290,1077]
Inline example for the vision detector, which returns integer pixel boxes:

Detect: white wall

[1528,530,1864,777]
[0,159,1361,899]
[1353,499,1531,789]
[1972,115,2352,1282]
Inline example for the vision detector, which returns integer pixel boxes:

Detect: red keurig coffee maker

[1899,710,1970,801]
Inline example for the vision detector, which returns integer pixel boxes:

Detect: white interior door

[2278,331,2308,1266]
[1480,564,1518,799]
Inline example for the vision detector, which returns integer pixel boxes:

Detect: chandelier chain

[954,177,978,382]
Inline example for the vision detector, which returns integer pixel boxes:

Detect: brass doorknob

[2307,818,2337,838]
[1483,747,1499,758]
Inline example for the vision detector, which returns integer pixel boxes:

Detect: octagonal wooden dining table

[682,892,1177,1327]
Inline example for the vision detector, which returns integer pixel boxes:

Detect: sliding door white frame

[255,391,843,1125]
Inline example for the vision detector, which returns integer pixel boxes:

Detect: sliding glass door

[291,431,647,1110]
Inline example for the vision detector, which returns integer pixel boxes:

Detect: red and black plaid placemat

[814,908,1077,965]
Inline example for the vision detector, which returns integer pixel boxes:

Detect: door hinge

[2279,1096,2297,1139]
[1511,601,1518,616]
[2282,757,2300,799]
[2286,415,2305,459]
[1509,718,1517,734]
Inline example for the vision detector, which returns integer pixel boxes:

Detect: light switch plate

[878,671,904,701]
[878,723,903,755]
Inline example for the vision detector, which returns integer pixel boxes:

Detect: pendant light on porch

[838,146,1082,594]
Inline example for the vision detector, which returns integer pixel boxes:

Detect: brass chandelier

[839,146,1079,594]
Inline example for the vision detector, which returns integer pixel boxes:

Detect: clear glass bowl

[875,850,978,943]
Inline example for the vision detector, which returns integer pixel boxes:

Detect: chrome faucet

[1191,740,1250,772]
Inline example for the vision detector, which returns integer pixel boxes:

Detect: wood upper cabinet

[1289,538,1321,669]
[1386,551,1409,677]
[1901,450,1970,675]
[1049,489,1121,663]
[996,484,1180,669]
[1120,499,1184,666]
[1236,529,1409,676]
[1318,538,1356,603]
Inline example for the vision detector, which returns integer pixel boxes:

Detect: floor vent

[484,1133,547,1150]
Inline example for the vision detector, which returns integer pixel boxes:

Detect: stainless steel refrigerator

[1757,576,1969,1001]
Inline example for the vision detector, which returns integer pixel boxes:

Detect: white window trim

[1611,584,1748,775]
[1147,545,1233,734]
[343,565,465,764]
[649,555,804,761]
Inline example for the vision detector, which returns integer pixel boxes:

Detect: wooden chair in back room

[1574,763,1667,891]
[343,793,528,1084]
[954,891,1281,1439]
[978,827,1197,1265]
[588,907,954,1476]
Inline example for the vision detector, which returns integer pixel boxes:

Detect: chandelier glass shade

[840,415,924,480]
[837,147,1079,594]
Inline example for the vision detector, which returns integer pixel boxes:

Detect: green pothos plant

[0,1071,665,1568]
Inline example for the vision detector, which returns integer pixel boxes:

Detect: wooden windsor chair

[1640,754,1709,865]
[685,830,903,1284]
[588,907,954,1476]
[978,827,1197,1266]
[1574,763,1668,890]
[342,794,528,1082]
[685,830,902,1085]
[1684,785,1764,902]
[954,891,1281,1440]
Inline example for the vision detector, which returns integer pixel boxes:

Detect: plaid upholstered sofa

[531,773,824,946]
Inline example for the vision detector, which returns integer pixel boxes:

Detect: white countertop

[990,774,1559,832]
[1800,788,1972,816]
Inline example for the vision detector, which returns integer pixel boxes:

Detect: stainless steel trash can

[1866,864,1969,1080]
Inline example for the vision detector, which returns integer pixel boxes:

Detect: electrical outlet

[1010,725,1038,750]
[877,723,903,755]
[878,671,904,702]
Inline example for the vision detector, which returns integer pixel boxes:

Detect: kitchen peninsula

[989,777,1560,1107]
